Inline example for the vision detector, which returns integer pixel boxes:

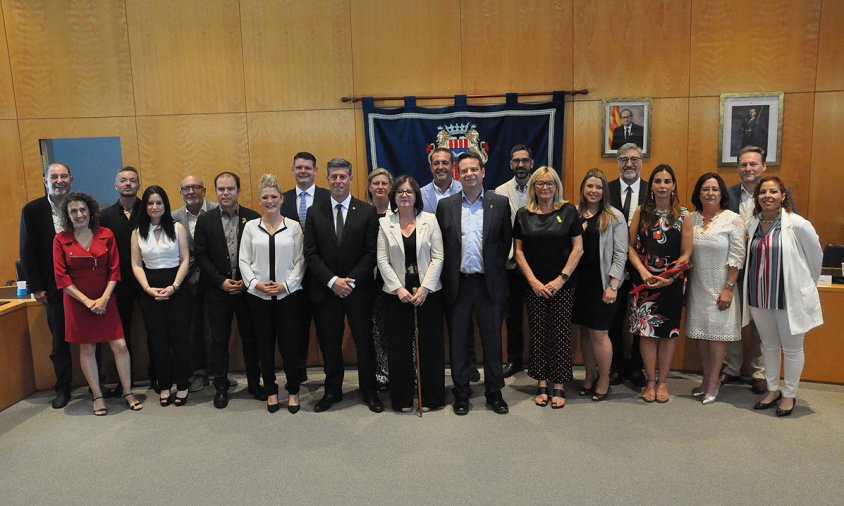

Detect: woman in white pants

[743,176,823,417]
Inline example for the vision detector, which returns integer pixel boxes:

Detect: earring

[650,190,655,200]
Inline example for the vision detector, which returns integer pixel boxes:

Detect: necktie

[622,186,632,222]
[298,192,308,229]
[625,127,630,139]
[335,203,344,242]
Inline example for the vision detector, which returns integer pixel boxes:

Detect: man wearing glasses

[611,108,644,150]
[607,143,648,388]
[173,175,220,393]
[495,144,534,377]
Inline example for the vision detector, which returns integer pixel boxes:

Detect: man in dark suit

[19,162,74,408]
[436,152,512,415]
[303,157,382,413]
[607,143,649,388]
[194,172,264,408]
[281,151,331,384]
[610,108,645,150]
[100,166,146,391]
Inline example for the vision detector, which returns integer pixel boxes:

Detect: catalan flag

[608,105,622,150]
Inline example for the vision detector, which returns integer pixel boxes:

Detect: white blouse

[238,217,305,301]
[137,224,182,269]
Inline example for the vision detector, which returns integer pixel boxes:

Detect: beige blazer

[377,211,443,294]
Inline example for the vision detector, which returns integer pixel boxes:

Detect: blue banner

[362,93,565,190]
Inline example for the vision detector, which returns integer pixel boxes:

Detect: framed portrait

[601,98,652,158]
[719,92,783,166]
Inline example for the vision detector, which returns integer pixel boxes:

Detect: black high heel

[92,396,108,416]
[592,387,610,402]
[173,390,189,407]
[159,393,173,407]
[288,394,300,414]
[578,383,594,396]
[753,391,782,410]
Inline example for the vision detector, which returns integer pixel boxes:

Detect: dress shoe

[591,387,610,402]
[627,369,648,388]
[364,395,384,413]
[691,387,704,398]
[248,385,268,401]
[267,401,281,413]
[642,382,656,403]
[502,361,523,378]
[188,374,207,393]
[173,390,189,407]
[452,398,470,416]
[751,378,767,394]
[213,387,229,409]
[754,391,783,410]
[485,393,509,414]
[702,394,718,405]
[288,394,300,414]
[775,397,796,417]
[609,369,622,386]
[314,393,342,412]
[719,373,741,385]
[468,365,481,383]
[51,391,71,409]
[655,382,669,403]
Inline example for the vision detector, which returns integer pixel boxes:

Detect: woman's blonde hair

[259,173,281,195]
[525,166,565,213]
[366,167,393,204]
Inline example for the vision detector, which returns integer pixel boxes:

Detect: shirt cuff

[328,276,338,288]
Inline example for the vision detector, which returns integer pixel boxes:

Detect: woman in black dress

[628,165,693,403]
[367,168,394,392]
[573,169,628,401]
[514,167,583,409]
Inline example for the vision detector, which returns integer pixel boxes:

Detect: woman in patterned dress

[366,168,394,392]
[685,173,745,405]
[628,165,693,403]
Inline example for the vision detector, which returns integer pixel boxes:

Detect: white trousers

[748,306,805,398]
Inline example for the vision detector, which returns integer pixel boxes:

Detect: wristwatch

[609,283,619,292]
[725,280,736,288]
[560,272,570,282]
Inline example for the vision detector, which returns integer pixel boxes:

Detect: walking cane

[412,288,423,417]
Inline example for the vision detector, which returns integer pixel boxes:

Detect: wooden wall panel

[0,307,35,410]
[816,0,844,91]
[17,117,140,201]
[460,0,573,93]
[247,110,359,201]
[689,0,821,96]
[351,0,462,96]
[241,0,353,112]
[776,92,815,212]
[571,100,617,193]
[649,97,689,200]
[126,0,246,115]
[809,92,844,247]
[573,0,692,100]
[136,114,250,206]
[0,120,24,283]
[3,0,134,119]
[686,96,722,187]
[0,5,17,120]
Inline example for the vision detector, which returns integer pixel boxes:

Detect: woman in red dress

[53,192,141,415]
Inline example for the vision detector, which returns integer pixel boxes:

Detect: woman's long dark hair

[639,164,681,233]
[138,185,176,241]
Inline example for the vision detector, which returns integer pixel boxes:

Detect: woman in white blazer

[573,169,628,402]
[743,177,822,417]
[376,175,445,412]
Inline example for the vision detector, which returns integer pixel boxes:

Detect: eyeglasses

[618,157,641,165]
[180,184,204,192]
[510,158,532,165]
[534,181,556,188]
[395,189,414,195]
[621,115,632,120]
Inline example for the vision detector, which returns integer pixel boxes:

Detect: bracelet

[171,283,180,291]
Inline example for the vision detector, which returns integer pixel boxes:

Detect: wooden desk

[0,300,36,410]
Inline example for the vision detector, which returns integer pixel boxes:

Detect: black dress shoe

[453,398,470,415]
[751,378,767,394]
[213,388,229,409]
[609,370,622,386]
[288,395,300,414]
[628,369,647,388]
[248,385,268,401]
[314,393,342,412]
[719,373,741,385]
[468,365,481,383]
[485,394,509,414]
[365,395,384,413]
[51,391,71,409]
[267,401,281,413]
[775,397,796,417]
[754,391,783,410]
[502,361,523,378]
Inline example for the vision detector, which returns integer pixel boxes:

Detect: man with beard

[421,147,462,214]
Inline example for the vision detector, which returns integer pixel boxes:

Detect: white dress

[685,210,746,341]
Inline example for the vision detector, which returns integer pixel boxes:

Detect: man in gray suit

[172,175,219,392]
[436,152,512,415]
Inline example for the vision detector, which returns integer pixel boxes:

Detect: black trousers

[504,267,527,364]
[207,290,260,389]
[137,268,192,391]
[45,291,71,394]
[185,277,208,373]
[385,291,445,410]
[447,274,505,399]
[609,278,642,372]
[247,291,305,396]
[312,288,377,398]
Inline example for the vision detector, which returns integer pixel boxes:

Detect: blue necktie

[298,191,308,229]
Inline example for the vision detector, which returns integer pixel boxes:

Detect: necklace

[760,219,775,225]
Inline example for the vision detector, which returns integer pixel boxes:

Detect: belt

[460,272,484,279]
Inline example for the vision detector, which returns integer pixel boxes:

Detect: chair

[822,244,844,283]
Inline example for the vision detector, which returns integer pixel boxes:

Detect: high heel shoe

[691,387,704,398]
[643,382,656,403]
[591,387,610,402]
[753,391,782,410]
[656,382,669,403]
[159,393,173,406]
[775,397,796,417]
[578,383,594,396]
[122,393,143,411]
[702,394,718,405]
[173,390,189,407]
[92,396,108,416]
[288,394,300,414]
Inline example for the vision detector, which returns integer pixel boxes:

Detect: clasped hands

[530,277,564,299]
[221,279,246,295]
[86,295,110,315]
[396,286,429,306]
[144,285,175,301]
[331,277,355,298]
[255,280,286,297]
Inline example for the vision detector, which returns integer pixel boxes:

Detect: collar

[433,179,457,195]
[298,184,316,197]
[331,194,352,209]
[220,204,240,218]
[621,179,641,192]
[462,190,484,205]
[740,184,755,197]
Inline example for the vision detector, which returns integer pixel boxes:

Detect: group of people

[18,142,823,418]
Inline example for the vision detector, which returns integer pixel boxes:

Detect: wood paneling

[247,110,359,200]
[240,0,353,112]
[0,120,24,283]
[460,0,573,93]
[571,100,619,192]
[3,0,134,119]
[573,0,692,99]
[809,91,844,247]
[126,0,245,115]
[0,4,17,120]
[350,0,462,97]
[689,0,821,96]
[17,117,140,201]
[816,0,844,91]
[136,114,250,205]
[0,306,35,410]
[649,97,689,199]
[686,96,722,187]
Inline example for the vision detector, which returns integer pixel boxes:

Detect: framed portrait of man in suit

[719,92,783,166]
[602,98,651,158]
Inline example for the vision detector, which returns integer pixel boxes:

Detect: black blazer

[19,196,59,296]
[608,178,649,219]
[194,205,260,291]
[303,196,378,303]
[100,199,143,296]
[281,186,332,225]
[611,123,645,150]
[435,190,512,305]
